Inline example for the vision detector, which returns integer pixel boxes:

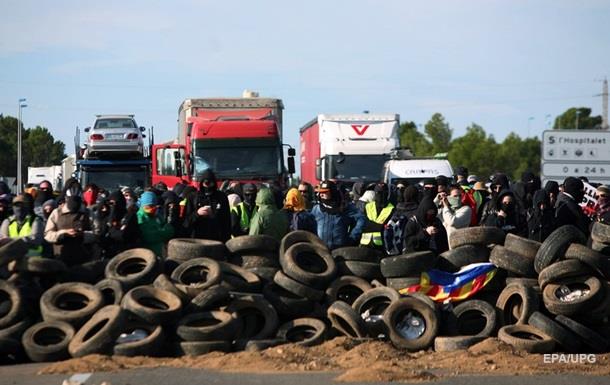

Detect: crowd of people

[0,165,609,270]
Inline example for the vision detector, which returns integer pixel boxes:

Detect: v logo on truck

[351,124,369,136]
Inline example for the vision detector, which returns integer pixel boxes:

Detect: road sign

[542,162,610,179]
[542,130,610,162]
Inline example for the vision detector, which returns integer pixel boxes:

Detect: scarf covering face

[284,188,306,212]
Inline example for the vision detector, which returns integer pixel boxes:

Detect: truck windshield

[327,154,388,181]
[193,139,281,179]
[81,168,148,191]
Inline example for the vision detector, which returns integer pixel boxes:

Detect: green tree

[398,121,432,156]
[496,133,541,180]
[553,107,602,130]
[424,113,452,154]
[448,123,499,179]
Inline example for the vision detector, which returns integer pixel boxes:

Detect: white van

[382,158,454,186]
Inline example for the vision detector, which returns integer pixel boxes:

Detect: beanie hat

[140,191,157,207]
[563,177,583,197]
[456,166,469,177]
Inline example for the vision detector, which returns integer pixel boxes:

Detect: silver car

[85,114,145,158]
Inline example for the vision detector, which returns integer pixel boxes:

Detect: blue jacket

[311,203,366,250]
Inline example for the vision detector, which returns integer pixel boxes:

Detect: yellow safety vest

[8,216,42,256]
[360,201,394,246]
[231,202,257,232]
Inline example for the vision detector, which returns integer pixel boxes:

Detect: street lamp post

[17,98,27,194]
[575,110,581,130]
[527,117,534,137]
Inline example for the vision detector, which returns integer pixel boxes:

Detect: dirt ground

[39,338,610,382]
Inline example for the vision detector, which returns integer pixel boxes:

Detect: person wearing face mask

[554,176,591,235]
[137,191,173,257]
[95,190,141,258]
[403,196,448,254]
[472,182,490,224]
[311,180,366,250]
[360,183,394,249]
[592,185,610,225]
[248,187,289,241]
[527,189,555,242]
[282,188,317,233]
[544,180,560,209]
[185,169,231,242]
[44,178,96,266]
[479,173,510,225]
[0,194,44,256]
[230,183,258,237]
[34,180,54,217]
[483,190,527,236]
[82,184,99,209]
[121,187,138,213]
[439,184,472,241]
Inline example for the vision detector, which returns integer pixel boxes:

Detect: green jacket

[249,188,288,241]
[137,207,174,256]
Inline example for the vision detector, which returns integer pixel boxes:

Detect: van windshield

[327,154,388,181]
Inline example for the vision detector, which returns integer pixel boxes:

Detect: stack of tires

[226,235,280,284]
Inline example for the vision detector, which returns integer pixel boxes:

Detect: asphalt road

[1,364,610,385]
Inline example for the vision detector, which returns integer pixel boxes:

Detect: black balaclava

[374,183,389,212]
[63,178,83,213]
[532,189,550,214]
[563,177,585,203]
[497,190,516,214]
[13,194,33,222]
[108,190,127,223]
[319,180,341,213]
[403,185,419,204]
[199,169,217,196]
[35,180,54,207]
[242,183,258,208]
[422,178,437,200]
[162,190,180,222]
[173,182,186,198]
[415,197,438,226]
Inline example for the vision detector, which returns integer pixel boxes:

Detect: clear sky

[1,0,608,163]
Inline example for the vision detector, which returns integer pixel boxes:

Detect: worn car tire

[171,258,222,297]
[40,282,103,327]
[22,320,74,362]
[380,251,437,278]
[281,243,336,289]
[534,225,586,274]
[263,283,314,319]
[247,267,279,283]
[446,300,497,337]
[226,296,278,342]
[489,245,536,277]
[14,257,67,275]
[121,286,183,325]
[187,285,232,313]
[542,276,603,316]
[167,238,227,262]
[555,315,609,352]
[527,311,581,353]
[496,283,540,325]
[385,277,421,292]
[384,297,439,351]
[68,305,127,357]
[218,261,262,293]
[153,274,190,305]
[325,276,372,305]
[0,239,29,267]
[498,324,555,353]
[178,340,232,355]
[276,318,327,347]
[105,248,159,289]
[449,227,506,249]
[537,259,592,289]
[226,235,279,254]
[273,270,324,302]
[327,301,367,338]
[233,254,279,269]
[437,245,490,272]
[331,247,383,263]
[434,336,486,352]
[280,231,328,259]
[94,278,124,306]
[177,310,243,341]
[113,320,165,357]
[591,222,610,244]
[564,243,607,275]
[0,318,32,340]
[504,234,541,260]
[336,261,382,280]
[0,280,24,329]
[352,287,400,337]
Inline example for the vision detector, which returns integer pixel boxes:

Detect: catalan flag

[398,263,497,303]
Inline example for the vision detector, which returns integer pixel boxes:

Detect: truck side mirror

[287,156,295,174]
[315,158,322,181]
[287,148,296,157]
[84,127,91,133]
[140,126,146,132]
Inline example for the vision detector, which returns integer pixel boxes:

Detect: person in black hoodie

[544,181,560,208]
[527,189,555,242]
[555,176,590,235]
[483,189,527,236]
[95,190,141,258]
[403,197,448,254]
[480,173,511,224]
[185,169,231,242]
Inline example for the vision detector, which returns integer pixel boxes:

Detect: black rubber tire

[331,247,383,263]
[273,270,324,302]
[437,245,490,272]
[576,281,610,325]
[336,261,382,280]
[187,285,232,313]
[505,278,540,288]
[0,337,24,363]
[104,248,159,290]
[542,276,603,316]
[244,338,286,351]
[489,245,536,277]
[121,286,183,325]
[40,282,103,327]
[226,235,279,254]
[171,258,222,298]
[564,243,607,275]
[234,254,279,269]
[380,251,437,278]
[496,283,540,326]
[325,276,372,305]
[0,239,29,267]
[591,222,610,244]
[537,259,593,289]
[385,277,421,292]
[384,297,439,351]
[534,225,586,274]
[434,336,486,352]
[14,257,67,275]
[352,286,400,337]
[68,305,127,357]
[276,318,327,347]
[247,267,279,284]
[591,240,610,255]
[327,301,367,338]
[0,280,24,329]
[527,311,581,352]
[94,278,124,306]
[504,233,542,260]
[22,320,74,362]
[281,242,336,289]
[153,274,191,305]
[280,231,328,259]
[555,315,609,352]
[225,296,278,341]
[263,283,314,319]
[177,310,243,341]
[60,260,107,284]
[218,261,262,293]
[498,324,555,353]
[446,300,497,337]
[113,320,165,357]
[178,340,232,355]
[0,318,32,340]
[449,227,506,249]
[167,238,227,262]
